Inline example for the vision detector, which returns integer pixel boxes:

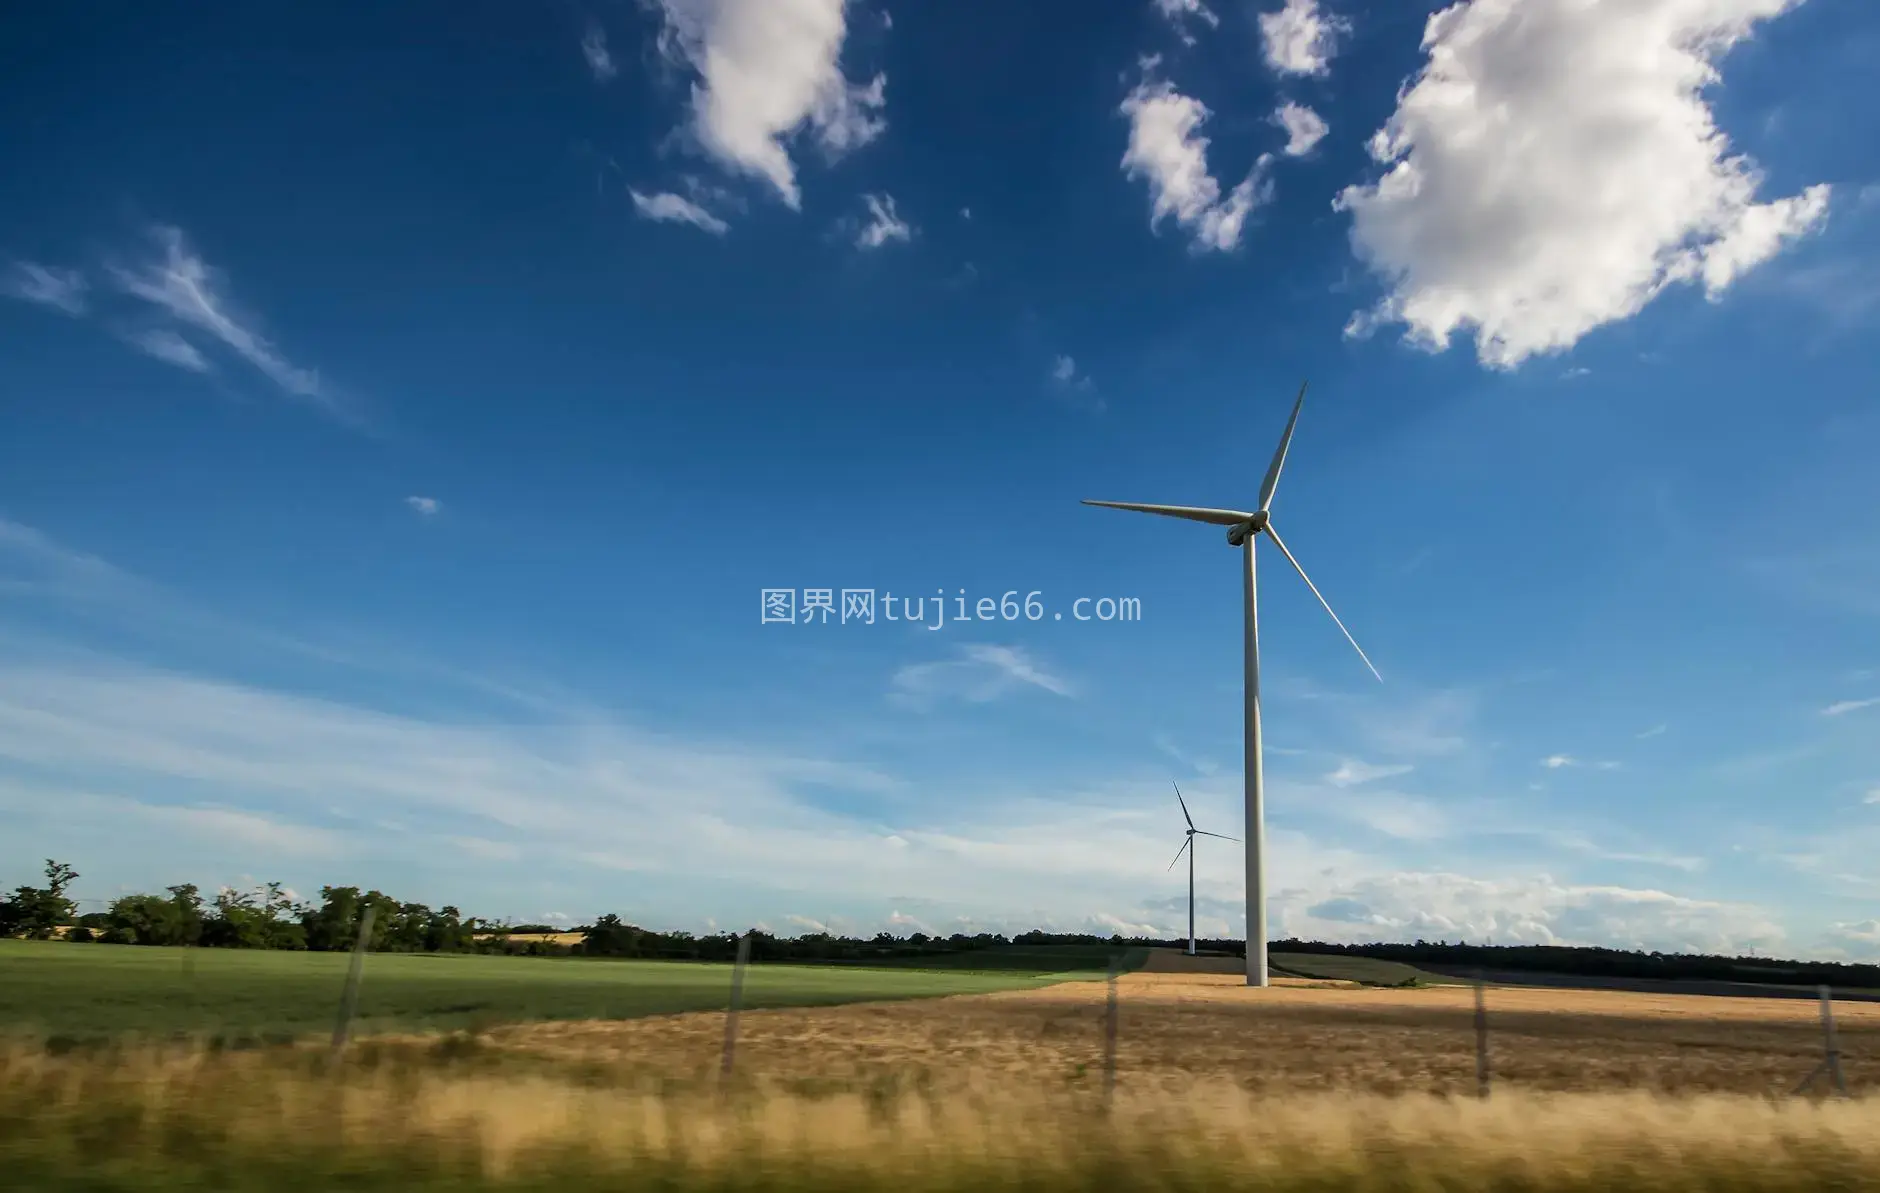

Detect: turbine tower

[1086,381,1381,987]
[1167,782,1237,957]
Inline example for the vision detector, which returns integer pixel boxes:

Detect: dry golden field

[478,966,1879,1099]
[7,962,1879,1190]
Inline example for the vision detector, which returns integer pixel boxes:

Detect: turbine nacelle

[1225,511,1268,546]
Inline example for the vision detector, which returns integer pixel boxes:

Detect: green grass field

[0,940,1085,1040]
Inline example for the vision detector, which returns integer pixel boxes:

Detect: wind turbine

[1166,782,1237,957]
[1085,381,1381,987]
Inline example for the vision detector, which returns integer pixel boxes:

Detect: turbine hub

[1226,511,1268,546]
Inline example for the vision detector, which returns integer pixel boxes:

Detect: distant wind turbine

[1086,381,1382,987]
[1166,782,1236,957]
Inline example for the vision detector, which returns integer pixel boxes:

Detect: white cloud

[891,644,1074,707]
[405,496,441,517]
[1822,697,1880,717]
[855,192,911,249]
[1336,0,1831,370]
[1258,0,1348,77]
[1636,723,1668,739]
[1050,354,1095,391]
[2,261,87,315]
[1864,788,1880,806]
[0,643,1800,954]
[0,521,1824,953]
[108,225,331,409]
[1273,101,1329,156]
[1292,872,1781,955]
[1542,754,1574,769]
[1154,0,1219,45]
[122,328,211,374]
[1120,75,1272,253]
[581,23,617,81]
[1324,758,1413,787]
[651,0,886,210]
[629,189,731,235]
[960,206,971,221]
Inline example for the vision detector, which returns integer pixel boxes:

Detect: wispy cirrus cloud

[121,328,211,374]
[108,224,339,416]
[0,521,1819,953]
[2,261,88,315]
[891,644,1074,708]
[1324,758,1412,787]
[580,22,617,81]
[630,189,730,235]
[854,193,912,249]
[1823,697,1880,717]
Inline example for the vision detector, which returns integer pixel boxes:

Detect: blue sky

[2,0,1877,957]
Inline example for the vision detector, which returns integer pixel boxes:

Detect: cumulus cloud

[108,225,330,409]
[2,261,88,315]
[1542,754,1575,769]
[854,193,911,249]
[122,328,211,373]
[651,0,886,209]
[1154,0,1219,45]
[405,496,441,517]
[1336,0,1832,370]
[581,23,616,81]
[629,188,730,235]
[1120,71,1272,252]
[891,644,1074,707]
[1259,0,1348,77]
[1273,101,1329,156]
[1290,871,1782,954]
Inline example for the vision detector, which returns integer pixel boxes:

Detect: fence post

[1795,984,1850,1098]
[1103,951,1120,1112]
[720,932,752,1086]
[1473,968,1491,1099]
[330,905,377,1057]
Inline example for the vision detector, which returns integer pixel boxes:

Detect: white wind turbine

[1166,782,1237,957]
[1086,381,1382,987]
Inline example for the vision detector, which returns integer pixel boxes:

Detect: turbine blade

[1257,380,1308,513]
[1082,500,1253,527]
[1165,837,1192,872]
[1173,782,1194,829]
[1194,830,1239,842]
[1262,523,1384,682]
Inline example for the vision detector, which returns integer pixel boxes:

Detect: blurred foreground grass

[3,1041,1877,1192]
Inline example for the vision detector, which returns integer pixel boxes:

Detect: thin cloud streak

[108,225,343,418]
[2,261,88,315]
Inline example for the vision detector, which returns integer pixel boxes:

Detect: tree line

[0,860,484,953]
[1270,937,1880,991]
[5,860,1877,988]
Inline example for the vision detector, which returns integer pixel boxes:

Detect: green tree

[100,884,204,947]
[0,860,81,939]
